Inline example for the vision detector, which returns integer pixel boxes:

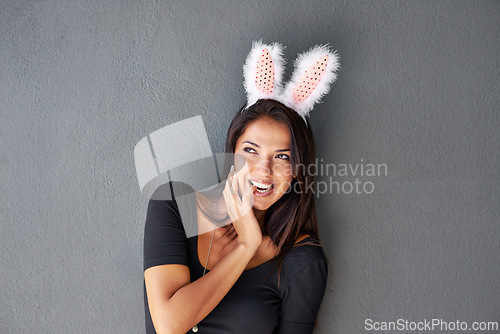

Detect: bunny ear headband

[242,40,340,123]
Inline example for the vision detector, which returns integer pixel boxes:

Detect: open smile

[250,179,275,197]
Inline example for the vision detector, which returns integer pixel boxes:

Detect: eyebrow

[242,140,290,152]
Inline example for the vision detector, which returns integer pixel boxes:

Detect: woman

[143,42,339,334]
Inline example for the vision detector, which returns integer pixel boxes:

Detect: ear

[282,45,340,118]
[243,41,286,107]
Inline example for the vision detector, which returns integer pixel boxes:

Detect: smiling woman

[236,117,294,204]
[143,41,339,334]
[225,99,321,263]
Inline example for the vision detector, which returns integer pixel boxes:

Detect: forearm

[149,242,257,334]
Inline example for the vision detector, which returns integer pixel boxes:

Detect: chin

[252,199,273,211]
[252,193,284,210]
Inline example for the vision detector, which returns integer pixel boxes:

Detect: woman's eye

[243,147,257,154]
[276,154,291,160]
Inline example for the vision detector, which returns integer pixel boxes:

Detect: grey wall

[1,0,499,333]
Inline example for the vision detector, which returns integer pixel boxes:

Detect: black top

[143,191,328,334]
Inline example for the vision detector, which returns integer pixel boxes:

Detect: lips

[250,179,275,196]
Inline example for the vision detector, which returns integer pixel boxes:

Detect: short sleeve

[276,256,328,334]
[143,198,188,271]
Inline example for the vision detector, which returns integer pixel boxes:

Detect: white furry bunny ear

[243,41,285,107]
[282,44,340,119]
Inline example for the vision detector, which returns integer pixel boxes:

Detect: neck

[253,208,267,230]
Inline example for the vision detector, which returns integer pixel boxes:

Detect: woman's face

[234,117,294,210]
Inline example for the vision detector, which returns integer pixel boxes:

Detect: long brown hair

[224,98,320,270]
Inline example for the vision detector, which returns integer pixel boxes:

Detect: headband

[242,40,340,123]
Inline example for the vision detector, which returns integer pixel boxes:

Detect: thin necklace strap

[203,227,216,276]
[193,227,216,333]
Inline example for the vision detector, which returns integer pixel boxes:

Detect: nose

[250,157,273,177]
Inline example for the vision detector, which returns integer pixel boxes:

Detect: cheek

[274,163,294,181]
[275,182,292,196]
[245,160,260,174]
[234,151,248,170]
[275,174,294,194]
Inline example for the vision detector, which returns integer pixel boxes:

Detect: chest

[197,229,278,271]
[186,237,282,333]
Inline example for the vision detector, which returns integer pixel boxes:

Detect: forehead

[236,118,290,148]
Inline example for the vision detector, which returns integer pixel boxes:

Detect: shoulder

[149,181,196,203]
[144,182,197,271]
[146,181,200,236]
[290,236,326,260]
[281,236,328,284]
[147,181,198,216]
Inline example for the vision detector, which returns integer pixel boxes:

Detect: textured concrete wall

[1,1,499,333]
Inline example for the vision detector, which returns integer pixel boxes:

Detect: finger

[231,169,239,199]
[224,181,234,213]
[225,169,242,217]
[230,172,242,218]
[234,162,251,198]
[222,188,235,222]
[227,165,236,196]
[223,184,241,223]
[242,184,257,213]
[224,175,235,213]
[237,162,251,195]
[242,165,252,192]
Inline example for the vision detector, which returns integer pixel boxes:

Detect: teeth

[250,180,273,189]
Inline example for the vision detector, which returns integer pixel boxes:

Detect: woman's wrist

[234,240,260,259]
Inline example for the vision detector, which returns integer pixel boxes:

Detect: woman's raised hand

[222,163,262,250]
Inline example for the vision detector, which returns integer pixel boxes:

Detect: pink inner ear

[292,55,329,104]
[254,48,275,95]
